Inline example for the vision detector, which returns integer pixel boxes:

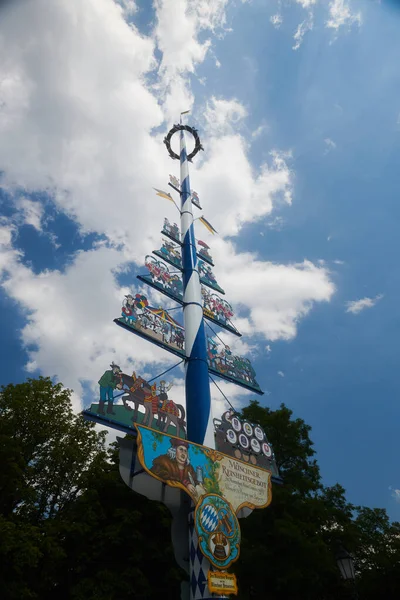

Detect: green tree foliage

[0,377,181,599]
[237,401,400,599]
[1,380,400,599]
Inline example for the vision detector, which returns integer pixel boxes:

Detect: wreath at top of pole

[163,124,204,162]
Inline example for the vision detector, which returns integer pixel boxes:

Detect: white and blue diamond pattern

[200,503,219,533]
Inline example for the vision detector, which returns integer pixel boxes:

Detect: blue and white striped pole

[179,126,214,449]
[179,123,224,600]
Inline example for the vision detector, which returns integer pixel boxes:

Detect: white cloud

[295,0,317,7]
[0,232,178,409]
[206,239,335,341]
[203,96,248,136]
[326,0,362,32]
[15,197,44,231]
[195,127,293,236]
[390,487,400,504]
[153,0,230,120]
[324,137,337,154]
[293,12,313,50]
[266,216,285,231]
[252,123,268,139]
[270,14,283,29]
[0,0,336,411]
[115,0,138,17]
[346,294,383,315]
[277,370,285,377]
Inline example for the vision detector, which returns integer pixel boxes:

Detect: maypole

[179,119,218,600]
[83,116,282,600]
[179,122,213,448]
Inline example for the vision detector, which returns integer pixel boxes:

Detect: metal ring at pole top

[163,124,204,162]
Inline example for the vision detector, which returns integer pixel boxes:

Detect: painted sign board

[214,411,279,478]
[143,253,225,296]
[115,298,262,394]
[115,308,262,394]
[207,337,263,395]
[135,424,272,571]
[136,425,272,513]
[197,240,214,266]
[207,571,238,596]
[85,365,187,438]
[117,294,185,357]
[153,239,182,271]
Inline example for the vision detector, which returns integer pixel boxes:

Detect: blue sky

[1,0,400,519]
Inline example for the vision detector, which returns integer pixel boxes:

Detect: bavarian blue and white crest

[200,503,219,533]
[195,493,241,570]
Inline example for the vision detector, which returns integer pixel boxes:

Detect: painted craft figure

[150,437,206,501]
[197,240,214,265]
[191,190,202,209]
[94,367,187,437]
[198,260,224,294]
[206,338,259,390]
[158,379,173,401]
[162,217,181,244]
[118,294,185,355]
[154,239,182,269]
[122,293,148,325]
[202,288,234,326]
[143,255,183,300]
[98,362,123,416]
[169,174,180,189]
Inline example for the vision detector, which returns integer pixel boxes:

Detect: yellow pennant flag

[199,216,218,235]
[153,188,174,203]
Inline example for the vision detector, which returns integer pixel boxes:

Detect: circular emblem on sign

[250,438,261,454]
[163,124,204,162]
[238,433,249,450]
[254,426,264,441]
[231,417,242,432]
[262,442,273,458]
[195,494,241,569]
[243,422,253,437]
[226,429,237,445]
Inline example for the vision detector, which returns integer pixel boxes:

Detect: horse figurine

[117,372,186,436]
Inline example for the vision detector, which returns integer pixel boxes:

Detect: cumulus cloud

[277,370,285,377]
[194,116,293,236]
[203,96,248,136]
[115,0,138,17]
[153,0,230,120]
[205,239,335,341]
[15,197,44,231]
[0,0,336,411]
[326,0,362,32]
[346,294,383,315]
